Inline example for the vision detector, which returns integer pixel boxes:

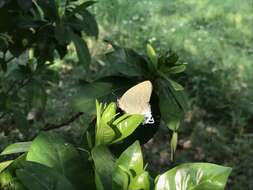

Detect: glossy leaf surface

[26,132,87,190]
[155,163,232,190]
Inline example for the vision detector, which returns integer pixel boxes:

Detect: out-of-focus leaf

[71,78,132,115]
[0,154,26,188]
[167,65,186,74]
[155,163,232,190]
[167,117,180,131]
[17,0,32,11]
[36,0,58,21]
[112,115,144,143]
[147,44,158,69]
[0,142,31,156]
[157,79,188,124]
[13,111,29,132]
[26,80,47,110]
[32,0,45,20]
[80,10,99,38]
[168,79,184,91]
[41,68,60,84]
[159,51,179,68]
[95,170,104,190]
[128,171,150,190]
[0,171,14,187]
[170,132,178,161]
[102,47,148,77]
[55,0,67,18]
[71,1,96,15]
[26,132,87,190]
[0,58,7,72]
[0,93,11,111]
[112,165,129,190]
[92,145,115,190]
[71,82,114,115]
[0,34,10,51]
[16,162,76,190]
[56,44,67,58]
[69,31,90,67]
[55,23,70,45]
[8,29,34,57]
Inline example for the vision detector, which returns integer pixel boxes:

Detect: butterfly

[117,80,154,124]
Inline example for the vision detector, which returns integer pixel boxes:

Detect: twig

[42,112,84,131]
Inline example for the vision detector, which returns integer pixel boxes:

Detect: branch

[42,112,84,131]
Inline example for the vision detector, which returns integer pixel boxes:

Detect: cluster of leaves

[0,0,97,134]
[71,43,188,156]
[0,101,232,190]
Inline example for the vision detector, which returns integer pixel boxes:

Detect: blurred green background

[93,0,253,189]
[0,0,252,189]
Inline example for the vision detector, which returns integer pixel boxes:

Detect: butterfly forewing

[118,81,152,114]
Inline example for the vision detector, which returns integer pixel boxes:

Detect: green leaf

[71,1,96,15]
[0,171,14,187]
[116,141,143,176]
[157,79,188,124]
[158,51,179,68]
[112,115,144,143]
[0,58,7,72]
[168,79,184,91]
[36,0,59,21]
[170,132,178,161]
[32,0,45,20]
[155,163,232,190]
[128,171,150,190]
[17,0,32,11]
[12,111,30,133]
[96,102,117,145]
[167,65,186,74]
[69,31,91,67]
[78,10,99,38]
[147,44,158,70]
[26,80,47,110]
[26,132,87,190]
[95,170,105,190]
[112,165,129,190]
[167,117,180,131]
[16,162,76,190]
[0,161,14,173]
[55,0,67,18]
[92,145,115,190]
[66,10,99,38]
[101,102,117,124]
[55,23,70,45]
[72,78,132,114]
[0,142,31,156]
[71,82,114,115]
[102,48,148,77]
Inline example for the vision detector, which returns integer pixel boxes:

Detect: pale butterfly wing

[118,81,154,124]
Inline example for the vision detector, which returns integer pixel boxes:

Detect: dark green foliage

[0,103,231,189]
[0,0,98,137]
